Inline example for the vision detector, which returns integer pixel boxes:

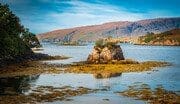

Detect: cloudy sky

[1,0,180,34]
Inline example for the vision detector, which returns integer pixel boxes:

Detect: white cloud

[10,0,175,34]
[33,0,144,33]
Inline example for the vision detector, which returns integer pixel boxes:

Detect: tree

[21,28,41,48]
[0,3,23,37]
[0,3,40,60]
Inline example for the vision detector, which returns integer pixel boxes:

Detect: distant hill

[37,17,180,42]
[135,28,180,46]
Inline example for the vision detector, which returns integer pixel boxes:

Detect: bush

[95,39,104,48]
[95,38,118,49]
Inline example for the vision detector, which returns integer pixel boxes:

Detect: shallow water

[0,43,180,104]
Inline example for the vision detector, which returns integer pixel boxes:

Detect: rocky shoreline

[0,59,170,78]
[0,53,69,68]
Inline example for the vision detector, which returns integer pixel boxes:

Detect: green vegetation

[21,28,41,48]
[138,29,180,45]
[0,3,40,61]
[95,39,104,48]
[143,32,155,43]
[95,38,118,49]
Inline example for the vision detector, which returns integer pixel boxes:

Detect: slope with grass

[136,29,180,46]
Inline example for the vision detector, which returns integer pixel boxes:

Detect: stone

[111,45,124,60]
[100,47,112,61]
[87,48,101,63]
[87,45,124,63]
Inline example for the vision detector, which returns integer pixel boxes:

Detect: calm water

[0,43,180,104]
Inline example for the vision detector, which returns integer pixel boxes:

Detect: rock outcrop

[87,45,124,63]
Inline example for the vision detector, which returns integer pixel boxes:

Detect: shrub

[95,39,104,48]
[95,38,118,49]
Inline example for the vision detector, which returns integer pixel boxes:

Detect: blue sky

[1,0,180,34]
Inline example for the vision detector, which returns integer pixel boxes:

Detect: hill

[136,29,180,46]
[37,17,180,43]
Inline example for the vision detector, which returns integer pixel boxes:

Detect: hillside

[135,29,180,46]
[37,17,180,43]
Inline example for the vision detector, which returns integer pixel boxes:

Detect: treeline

[0,3,40,60]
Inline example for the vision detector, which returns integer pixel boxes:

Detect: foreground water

[0,43,180,104]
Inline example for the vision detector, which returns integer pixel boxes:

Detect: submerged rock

[87,45,124,63]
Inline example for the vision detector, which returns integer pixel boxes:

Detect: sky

[0,0,180,34]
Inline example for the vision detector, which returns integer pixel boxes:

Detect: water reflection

[0,43,179,103]
[35,43,180,91]
[0,74,39,95]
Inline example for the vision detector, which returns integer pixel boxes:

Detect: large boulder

[87,47,101,63]
[87,45,124,63]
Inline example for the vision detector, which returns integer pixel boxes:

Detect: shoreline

[0,59,170,78]
[133,43,180,46]
[65,60,170,78]
[0,53,70,68]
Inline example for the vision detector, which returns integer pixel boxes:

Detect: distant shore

[133,43,180,46]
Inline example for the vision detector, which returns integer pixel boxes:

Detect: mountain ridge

[37,17,180,42]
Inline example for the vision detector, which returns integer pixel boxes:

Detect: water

[39,43,93,64]
[0,43,180,104]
